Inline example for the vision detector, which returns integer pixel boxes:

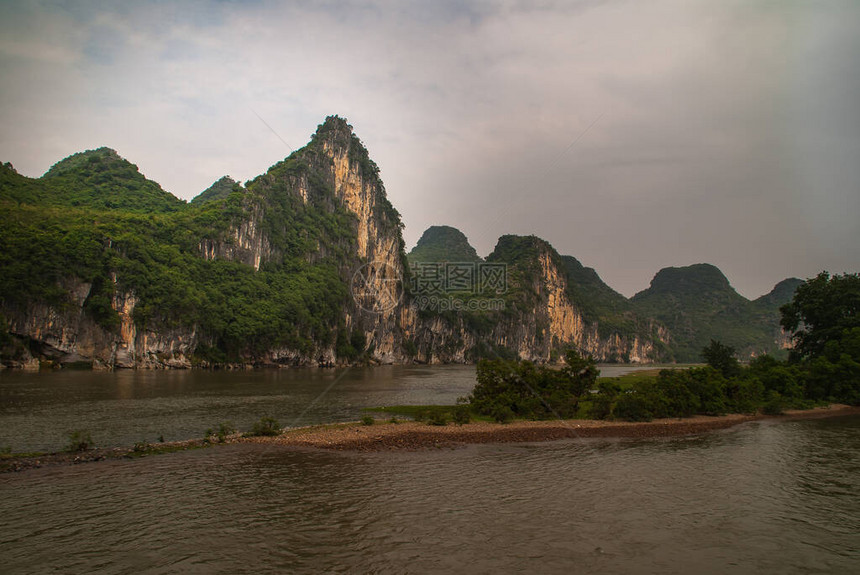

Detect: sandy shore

[3,404,858,473]
[240,404,860,452]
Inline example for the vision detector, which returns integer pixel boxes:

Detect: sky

[1,0,858,299]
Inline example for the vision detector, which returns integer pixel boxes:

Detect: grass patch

[65,430,93,452]
[366,405,494,423]
[0,450,47,460]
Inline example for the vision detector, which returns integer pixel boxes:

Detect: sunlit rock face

[1,116,677,369]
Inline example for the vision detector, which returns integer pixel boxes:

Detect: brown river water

[1,367,858,574]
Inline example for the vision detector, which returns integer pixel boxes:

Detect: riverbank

[243,404,860,452]
[3,404,858,473]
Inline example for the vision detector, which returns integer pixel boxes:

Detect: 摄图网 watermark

[351,261,507,314]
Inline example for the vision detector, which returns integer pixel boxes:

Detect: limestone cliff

[0,116,678,369]
[480,236,667,363]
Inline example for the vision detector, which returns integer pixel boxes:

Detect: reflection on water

[1,416,858,574]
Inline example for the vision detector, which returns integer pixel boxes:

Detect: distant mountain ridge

[0,116,804,368]
[409,228,800,362]
[631,264,801,361]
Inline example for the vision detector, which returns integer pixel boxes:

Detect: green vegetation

[470,349,598,421]
[584,288,860,420]
[0,116,401,364]
[65,430,93,452]
[631,264,801,362]
[407,225,482,263]
[191,176,241,205]
[207,421,237,443]
[701,339,741,378]
[460,273,860,421]
[561,255,652,343]
[249,417,281,437]
[366,404,488,424]
[30,148,185,213]
[780,272,860,404]
[361,415,375,426]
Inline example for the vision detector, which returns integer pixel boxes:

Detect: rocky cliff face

[2,278,197,369]
[482,238,666,364]
[0,116,675,369]
[199,205,272,271]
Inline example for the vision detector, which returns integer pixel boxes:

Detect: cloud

[0,0,858,299]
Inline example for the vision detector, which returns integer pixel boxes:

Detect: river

[1,367,858,574]
[0,364,648,453]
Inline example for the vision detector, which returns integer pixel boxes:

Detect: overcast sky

[1,0,858,298]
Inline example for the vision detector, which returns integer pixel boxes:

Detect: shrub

[613,392,652,422]
[762,390,784,415]
[427,411,449,426]
[453,404,472,425]
[217,422,236,442]
[470,350,599,421]
[65,430,93,452]
[491,404,515,424]
[361,415,375,426]
[249,417,281,437]
[590,393,613,420]
[729,377,764,414]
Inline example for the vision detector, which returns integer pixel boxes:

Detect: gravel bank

[4,405,858,472]
[241,404,860,452]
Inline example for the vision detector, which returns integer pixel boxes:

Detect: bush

[590,393,613,420]
[453,404,472,425]
[491,404,515,424]
[729,376,764,414]
[470,350,599,421]
[65,430,93,452]
[761,390,785,415]
[427,411,449,426]
[216,422,236,442]
[249,417,281,437]
[361,415,375,426]
[613,392,653,422]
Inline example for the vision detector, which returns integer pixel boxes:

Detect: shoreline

[243,404,860,452]
[3,405,859,473]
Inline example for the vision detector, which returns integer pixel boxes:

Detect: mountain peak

[754,277,803,310]
[39,147,184,212]
[310,115,355,151]
[408,225,481,263]
[642,263,732,296]
[191,176,240,205]
[43,147,124,178]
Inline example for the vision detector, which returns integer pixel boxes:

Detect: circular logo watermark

[351,261,402,314]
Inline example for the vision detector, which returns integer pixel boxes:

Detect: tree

[561,348,599,398]
[780,272,860,404]
[780,272,860,361]
[469,349,600,420]
[701,339,740,378]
